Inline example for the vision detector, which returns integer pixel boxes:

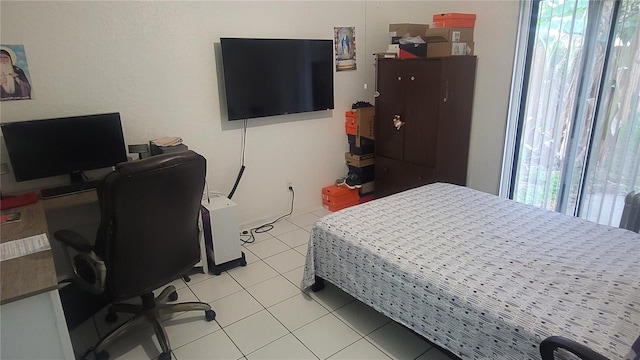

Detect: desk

[0,192,94,359]
[1,191,98,304]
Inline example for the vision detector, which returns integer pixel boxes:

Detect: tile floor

[69,208,459,360]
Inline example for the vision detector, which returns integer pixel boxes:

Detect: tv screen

[1,112,127,182]
[220,38,334,121]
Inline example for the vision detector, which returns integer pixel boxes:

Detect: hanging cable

[228,119,247,200]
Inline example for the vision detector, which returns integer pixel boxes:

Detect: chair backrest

[620,191,640,233]
[95,150,206,301]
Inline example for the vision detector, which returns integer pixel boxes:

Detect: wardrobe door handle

[443,80,449,103]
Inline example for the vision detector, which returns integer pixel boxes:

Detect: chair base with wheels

[94,284,215,360]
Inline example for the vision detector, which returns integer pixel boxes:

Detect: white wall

[0,1,519,228]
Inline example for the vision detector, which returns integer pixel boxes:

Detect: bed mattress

[303,183,640,359]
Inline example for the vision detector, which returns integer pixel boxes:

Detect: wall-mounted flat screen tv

[220,38,334,121]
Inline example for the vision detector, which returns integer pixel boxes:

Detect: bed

[302,183,640,360]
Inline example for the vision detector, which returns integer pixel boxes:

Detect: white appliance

[199,194,246,274]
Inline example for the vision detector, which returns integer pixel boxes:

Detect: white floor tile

[167,277,188,291]
[333,300,391,336]
[246,333,317,360]
[162,310,221,349]
[242,248,260,264]
[366,322,433,360]
[287,213,320,228]
[266,220,299,236]
[228,260,279,288]
[293,243,308,256]
[311,208,331,218]
[293,313,361,359]
[99,325,161,360]
[246,275,301,308]
[188,272,243,303]
[241,228,274,244]
[224,310,289,355]
[173,329,243,360]
[185,270,217,285]
[282,266,305,289]
[328,338,391,360]
[275,228,311,248]
[245,237,290,259]
[263,249,306,274]
[172,286,200,304]
[210,290,264,328]
[268,293,328,331]
[307,283,355,311]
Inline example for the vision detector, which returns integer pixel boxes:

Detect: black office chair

[55,150,215,360]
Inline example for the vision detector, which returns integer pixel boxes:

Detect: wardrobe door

[436,56,477,185]
[402,60,441,168]
[375,60,406,161]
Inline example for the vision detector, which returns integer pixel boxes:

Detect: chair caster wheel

[105,312,118,323]
[96,350,110,360]
[158,351,172,360]
[168,291,178,302]
[205,309,216,321]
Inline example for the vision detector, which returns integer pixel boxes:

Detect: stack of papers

[151,137,183,147]
[0,233,51,262]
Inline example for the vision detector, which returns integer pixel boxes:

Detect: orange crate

[433,13,476,28]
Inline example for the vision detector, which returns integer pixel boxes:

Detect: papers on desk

[0,233,51,262]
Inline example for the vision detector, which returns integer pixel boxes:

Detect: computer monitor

[1,112,127,197]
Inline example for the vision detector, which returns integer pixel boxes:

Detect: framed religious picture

[334,27,356,71]
[1,45,32,101]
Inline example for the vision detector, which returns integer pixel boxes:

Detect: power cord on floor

[240,186,294,244]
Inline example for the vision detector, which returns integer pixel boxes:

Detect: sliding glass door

[505,0,640,226]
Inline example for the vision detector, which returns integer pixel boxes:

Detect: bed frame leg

[311,276,325,292]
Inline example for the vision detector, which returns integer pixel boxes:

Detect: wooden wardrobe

[374,56,477,198]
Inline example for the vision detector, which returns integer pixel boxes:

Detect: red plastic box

[433,13,476,28]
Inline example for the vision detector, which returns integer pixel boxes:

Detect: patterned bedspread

[303,183,640,360]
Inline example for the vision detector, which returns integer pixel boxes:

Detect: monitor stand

[40,172,99,199]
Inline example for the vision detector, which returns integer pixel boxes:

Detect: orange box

[322,184,359,212]
[323,195,358,208]
[322,184,359,199]
[345,111,357,136]
[433,13,476,28]
[344,108,374,139]
[323,198,359,212]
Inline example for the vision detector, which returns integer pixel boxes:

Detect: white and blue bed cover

[303,183,640,359]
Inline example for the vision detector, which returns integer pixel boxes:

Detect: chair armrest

[54,229,106,295]
[540,336,610,360]
[54,229,93,252]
